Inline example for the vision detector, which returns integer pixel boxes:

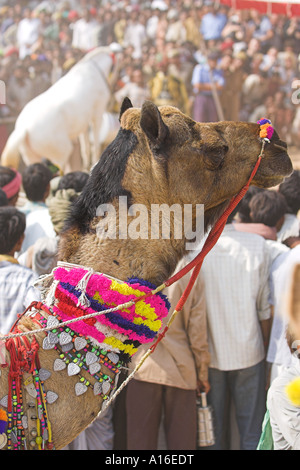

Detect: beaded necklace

[39,307,122,399]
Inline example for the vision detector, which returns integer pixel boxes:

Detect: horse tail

[1,128,42,169]
[1,127,26,169]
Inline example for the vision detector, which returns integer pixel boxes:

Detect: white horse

[1,47,114,171]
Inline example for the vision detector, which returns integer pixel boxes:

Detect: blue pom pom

[257,118,271,126]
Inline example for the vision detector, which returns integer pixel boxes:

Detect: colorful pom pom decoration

[257,118,274,142]
[48,265,170,363]
[285,377,300,407]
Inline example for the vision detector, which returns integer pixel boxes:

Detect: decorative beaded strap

[1,333,55,450]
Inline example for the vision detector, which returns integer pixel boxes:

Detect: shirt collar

[0,254,19,264]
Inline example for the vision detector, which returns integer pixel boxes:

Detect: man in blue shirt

[200,3,227,41]
[192,52,225,122]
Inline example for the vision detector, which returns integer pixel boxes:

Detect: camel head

[59,99,293,283]
[113,99,292,227]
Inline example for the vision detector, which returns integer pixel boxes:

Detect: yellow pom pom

[285,378,300,406]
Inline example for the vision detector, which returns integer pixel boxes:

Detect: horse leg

[64,139,83,173]
[91,118,101,167]
[79,131,91,171]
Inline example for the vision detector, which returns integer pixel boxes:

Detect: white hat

[151,1,168,11]
[109,42,123,53]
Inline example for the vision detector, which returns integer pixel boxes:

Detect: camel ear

[140,101,169,150]
[119,97,133,121]
[202,142,228,170]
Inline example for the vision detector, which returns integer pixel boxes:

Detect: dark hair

[236,186,264,223]
[57,171,89,193]
[249,190,288,227]
[278,171,300,215]
[22,163,53,201]
[226,205,239,224]
[0,207,25,254]
[0,188,8,207]
[0,166,16,186]
[0,166,19,201]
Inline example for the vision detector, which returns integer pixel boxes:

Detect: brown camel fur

[0,100,293,450]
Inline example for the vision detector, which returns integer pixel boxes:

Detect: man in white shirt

[16,7,41,59]
[123,10,147,59]
[18,163,55,256]
[266,241,300,450]
[201,215,272,450]
[115,67,150,108]
[71,8,99,51]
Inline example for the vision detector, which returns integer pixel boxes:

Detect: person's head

[0,207,25,255]
[82,8,91,22]
[0,166,22,206]
[13,63,27,81]
[278,171,300,216]
[236,186,264,223]
[207,51,219,69]
[249,189,288,230]
[23,7,32,18]
[131,67,144,86]
[226,206,239,224]
[22,163,53,202]
[57,171,89,193]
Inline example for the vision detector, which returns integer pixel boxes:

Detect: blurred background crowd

[0,0,299,150]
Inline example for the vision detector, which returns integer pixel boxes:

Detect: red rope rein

[166,153,263,312]
[150,152,264,352]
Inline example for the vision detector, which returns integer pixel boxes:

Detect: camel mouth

[253,144,293,188]
[273,142,288,152]
[253,174,290,189]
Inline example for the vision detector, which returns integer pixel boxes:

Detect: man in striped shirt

[201,210,272,450]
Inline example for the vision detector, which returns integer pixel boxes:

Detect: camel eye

[223,145,229,153]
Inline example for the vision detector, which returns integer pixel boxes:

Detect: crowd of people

[0,0,300,453]
[0,0,299,145]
